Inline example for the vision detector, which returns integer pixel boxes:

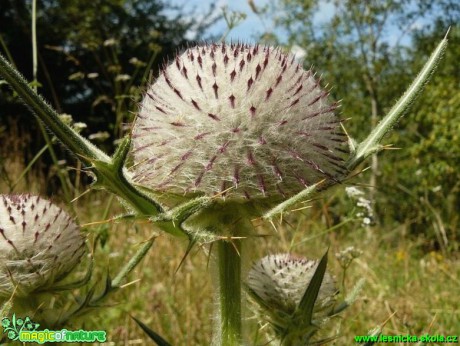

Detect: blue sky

[167,0,424,47]
[167,0,264,42]
[168,0,338,43]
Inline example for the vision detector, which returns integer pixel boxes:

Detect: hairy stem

[216,240,242,346]
[0,53,107,164]
[0,53,169,222]
[347,32,448,169]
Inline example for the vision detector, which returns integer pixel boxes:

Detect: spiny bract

[0,194,85,298]
[131,43,348,200]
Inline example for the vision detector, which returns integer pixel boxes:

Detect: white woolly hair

[131,43,348,200]
[0,194,85,297]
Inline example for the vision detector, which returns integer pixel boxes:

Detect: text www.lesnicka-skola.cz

[355,334,458,343]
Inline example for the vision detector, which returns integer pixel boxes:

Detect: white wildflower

[115,74,131,82]
[87,73,99,79]
[335,246,363,268]
[346,187,374,227]
[345,186,364,198]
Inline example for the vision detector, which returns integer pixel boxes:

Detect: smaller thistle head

[247,254,338,345]
[247,254,337,315]
[130,43,348,202]
[0,194,86,298]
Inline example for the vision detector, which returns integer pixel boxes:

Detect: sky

[167,0,338,43]
[168,0,272,43]
[166,0,426,47]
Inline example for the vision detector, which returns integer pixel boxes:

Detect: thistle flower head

[131,43,348,201]
[247,254,339,345]
[0,194,85,298]
[247,254,337,316]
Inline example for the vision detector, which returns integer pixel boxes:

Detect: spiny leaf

[347,31,449,169]
[131,316,172,346]
[296,249,329,324]
[175,239,197,274]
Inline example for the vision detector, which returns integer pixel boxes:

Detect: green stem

[0,53,108,164]
[204,202,255,346]
[217,240,242,346]
[31,0,73,205]
[346,32,448,169]
[0,53,166,219]
[262,33,448,219]
[31,0,38,82]
[37,122,74,205]
[0,34,15,65]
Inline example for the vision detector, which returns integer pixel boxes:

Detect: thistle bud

[247,254,337,316]
[247,254,338,345]
[131,44,347,201]
[0,194,85,298]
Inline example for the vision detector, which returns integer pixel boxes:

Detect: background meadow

[0,0,458,344]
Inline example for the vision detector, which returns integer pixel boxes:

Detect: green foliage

[381,26,460,249]
[0,0,208,149]
[0,0,215,196]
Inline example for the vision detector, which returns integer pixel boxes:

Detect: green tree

[0,0,216,192]
[1,0,197,130]
[382,25,460,250]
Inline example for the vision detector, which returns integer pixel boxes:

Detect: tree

[0,0,216,193]
[381,24,460,250]
[0,0,218,139]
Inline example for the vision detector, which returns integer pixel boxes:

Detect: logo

[2,314,107,343]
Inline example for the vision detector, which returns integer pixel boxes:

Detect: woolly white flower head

[247,254,347,345]
[131,43,347,200]
[247,254,337,315]
[0,194,85,297]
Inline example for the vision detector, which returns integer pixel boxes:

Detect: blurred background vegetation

[0,0,458,344]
